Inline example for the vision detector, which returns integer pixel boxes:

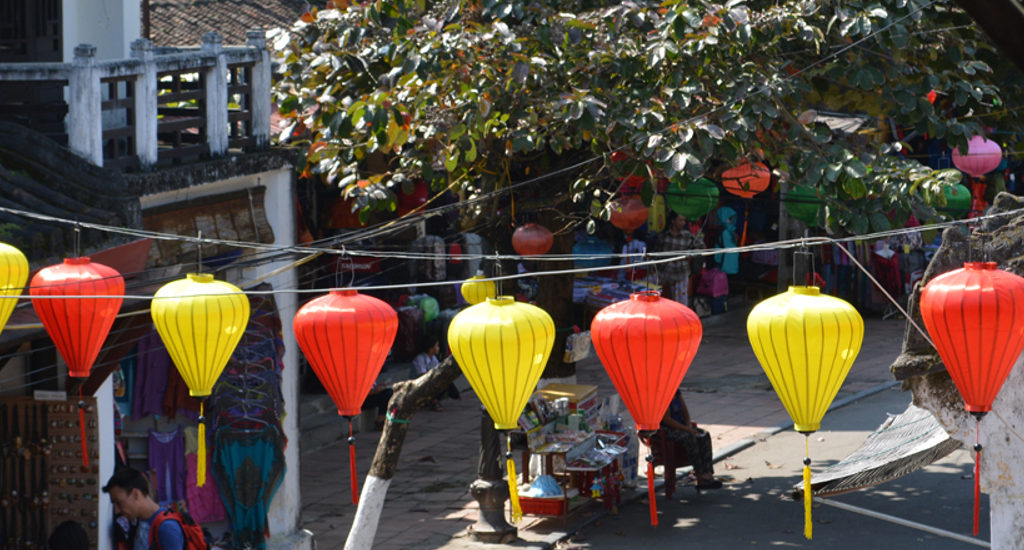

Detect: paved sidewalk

[299,304,908,549]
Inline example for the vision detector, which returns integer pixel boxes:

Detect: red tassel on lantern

[294,289,399,503]
[590,291,702,525]
[920,261,1024,535]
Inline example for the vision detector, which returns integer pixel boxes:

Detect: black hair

[48,521,89,550]
[102,467,151,497]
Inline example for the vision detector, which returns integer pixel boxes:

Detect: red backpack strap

[148,510,171,549]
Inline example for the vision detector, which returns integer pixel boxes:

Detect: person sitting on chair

[661,389,722,490]
[412,336,460,411]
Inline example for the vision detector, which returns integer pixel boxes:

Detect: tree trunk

[344,355,462,549]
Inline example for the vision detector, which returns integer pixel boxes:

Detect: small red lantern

[31,257,125,469]
[721,161,771,198]
[294,289,398,504]
[397,180,429,216]
[609,196,649,235]
[721,161,771,245]
[590,291,702,526]
[30,258,125,379]
[511,223,554,256]
[920,261,1024,535]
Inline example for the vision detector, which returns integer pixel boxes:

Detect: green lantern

[667,177,719,221]
[939,183,971,218]
[785,185,822,226]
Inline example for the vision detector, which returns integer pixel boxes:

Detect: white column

[97,376,116,550]
[201,32,229,156]
[68,44,104,166]
[247,29,272,149]
[130,38,159,167]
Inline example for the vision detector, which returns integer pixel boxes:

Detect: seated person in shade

[362,382,393,430]
[48,521,89,550]
[660,389,722,490]
[412,336,460,411]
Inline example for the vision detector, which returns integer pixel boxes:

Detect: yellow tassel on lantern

[198,402,207,487]
[803,455,812,539]
[506,435,522,522]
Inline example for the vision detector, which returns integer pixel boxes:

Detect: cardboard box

[537,383,599,425]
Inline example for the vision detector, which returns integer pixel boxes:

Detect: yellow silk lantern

[448,296,555,521]
[460,273,496,305]
[151,273,250,486]
[746,285,863,539]
[0,243,28,336]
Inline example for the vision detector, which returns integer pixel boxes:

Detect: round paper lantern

[294,289,398,504]
[151,273,250,487]
[0,243,28,336]
[939,184,972,218]
[647,194,666,233]
[590,291,702,526]
[667,177,718,220]
[747,285,863,539]
[460,274,496,305]
[721,161,771,198]
[919,262,1024,534]
[511,223,554,256]
[448,296,555,522]
[609,196,649,234]
[785,185,821,226]
[31,258,125,379]
[952,136,1002,178]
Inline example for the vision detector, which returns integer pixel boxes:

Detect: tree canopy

[271,0,1024,235]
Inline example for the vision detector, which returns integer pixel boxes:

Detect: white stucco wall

[63,0,140,60]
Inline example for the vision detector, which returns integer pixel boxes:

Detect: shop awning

[793,403,961,499]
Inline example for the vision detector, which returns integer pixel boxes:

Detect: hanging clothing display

[148,426,186,505]
[714,207,739,275]
[133,329,174,418]
[213,425,286,550]
[113,348,136,419]
[185,428,228,523]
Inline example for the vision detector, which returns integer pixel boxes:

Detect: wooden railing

[0,30,271,171]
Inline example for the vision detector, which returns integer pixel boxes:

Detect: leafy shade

[272,0,1024,235]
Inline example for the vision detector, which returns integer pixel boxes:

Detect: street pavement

[299,301,918,549]
[559,386,987,549]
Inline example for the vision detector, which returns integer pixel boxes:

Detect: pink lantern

[952,136,1002,178]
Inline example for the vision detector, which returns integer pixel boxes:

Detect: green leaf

[825,163,842,183]
[869,212,891,232]
[842,176,868,199]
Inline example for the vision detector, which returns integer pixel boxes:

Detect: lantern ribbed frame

[0,243,28,336]
[590,291,702,431]
[294,289,398,416]
[460,275,496,305]
[722,162,771,199]
[920,262,1024,414]
[746,286,863,433]
[151,273,250,397]
[512,223,554,256]
[31,257,125,379]
[448,296,555,430]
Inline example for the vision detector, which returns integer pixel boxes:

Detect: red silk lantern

[31,257,124,469]
[590,291,702,526]
[397,180,429,216]
[721,161,771,245]
[721,161,771,199]
[512,223,554,256]
[609,196,649,235]
[31,258,125,379]
[919,261,1024,535]
[294,289,398,504]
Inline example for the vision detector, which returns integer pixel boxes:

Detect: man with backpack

[103,467,206,550]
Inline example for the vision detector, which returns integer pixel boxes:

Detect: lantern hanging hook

[73,220,81,258]
[493,251,502,297]
[197,230,203,273]
[793,234,813,287]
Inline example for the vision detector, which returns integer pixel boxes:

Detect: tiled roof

[149,0,312,47]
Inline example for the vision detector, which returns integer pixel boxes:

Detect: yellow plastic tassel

[198,402,207,487]
[506,435,522,522]
[803,461,812,540]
